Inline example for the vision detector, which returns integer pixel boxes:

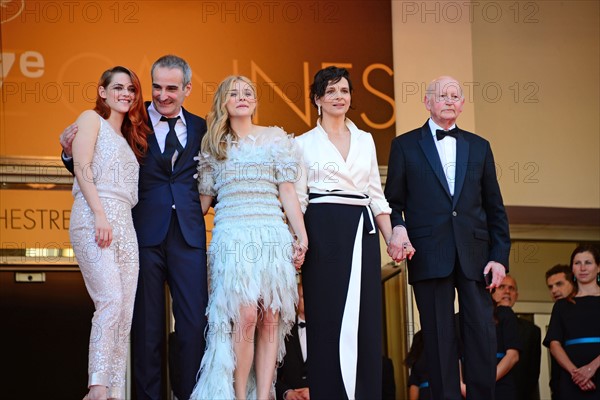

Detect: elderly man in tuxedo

[385,76,511,400]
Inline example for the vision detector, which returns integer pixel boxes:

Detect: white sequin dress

[190,127,299,400]
[69,114,139,400]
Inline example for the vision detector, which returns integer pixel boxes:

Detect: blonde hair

[202,75,257,160]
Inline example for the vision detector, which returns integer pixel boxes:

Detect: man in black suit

[385,76,511,400]
[276,284,309,400]
[492,275,541,400]
[60,55,208,400]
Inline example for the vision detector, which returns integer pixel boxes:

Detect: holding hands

[387,225,416,262]
[292,237,308,270]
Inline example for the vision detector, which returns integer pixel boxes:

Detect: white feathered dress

[190,127,299,400]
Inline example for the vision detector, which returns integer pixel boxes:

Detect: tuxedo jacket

[385,121,511,283]
[276,322,308,400]
[64,104,207,249]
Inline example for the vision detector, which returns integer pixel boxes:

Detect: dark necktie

[436,127,459,141]
[161,116,184,168]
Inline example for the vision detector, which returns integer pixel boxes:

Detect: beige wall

[392,0,600,208]
[509,240,579,302]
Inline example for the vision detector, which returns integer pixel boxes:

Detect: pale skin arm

[200,195,213,215]
[279,182,308,269]
[496,349,519,381]
[375,213,392,250]
[550,340,597,391]
[71,110,112,248]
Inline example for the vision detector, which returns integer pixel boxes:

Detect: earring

[573,276,577,283]
[596,273,600,285]
[317,104,321,116]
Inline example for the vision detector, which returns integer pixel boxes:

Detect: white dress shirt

[147,102,188,152]
[428,118,457,196]
[294,119,391,216]
[298,318,307,362]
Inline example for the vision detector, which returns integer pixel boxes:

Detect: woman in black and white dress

[294,66,394,399]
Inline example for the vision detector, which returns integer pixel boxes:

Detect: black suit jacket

[385,121,511,283]
[276,322,308,400]
[513,317,542,400]
[133,104,207,248]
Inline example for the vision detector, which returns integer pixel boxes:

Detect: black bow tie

[298,321,306,328]
[436,127,459,141]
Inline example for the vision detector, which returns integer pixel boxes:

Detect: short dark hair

[545,264,573,282]
[309,66,353,108]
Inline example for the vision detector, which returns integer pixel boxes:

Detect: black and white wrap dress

[294,119,391,400]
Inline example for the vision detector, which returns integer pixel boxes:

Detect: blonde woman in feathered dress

[190,75,308,400]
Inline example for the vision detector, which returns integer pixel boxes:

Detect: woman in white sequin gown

[69,66,149,400]
[190,76,308,400]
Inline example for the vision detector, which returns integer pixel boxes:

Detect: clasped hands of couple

[292,236,308,271]
[387,225,416,263]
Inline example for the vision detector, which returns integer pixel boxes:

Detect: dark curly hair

[309,66,353,109]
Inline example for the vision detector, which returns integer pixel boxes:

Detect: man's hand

[284,387,310,400]
[387,225,415,262]
[483,261,506,290]
[60,123,78,158]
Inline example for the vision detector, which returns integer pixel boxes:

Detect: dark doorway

[0,268,94,399]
